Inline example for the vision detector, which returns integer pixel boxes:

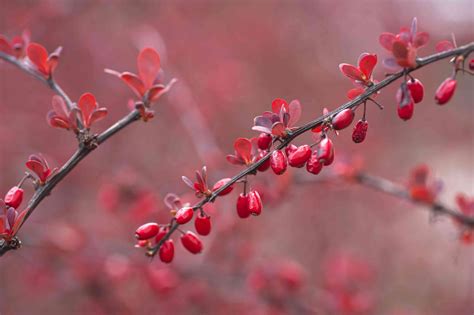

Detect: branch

[149,42,474,255]
[351,172,474,227]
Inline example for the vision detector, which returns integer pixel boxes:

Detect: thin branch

[149,42,474,255]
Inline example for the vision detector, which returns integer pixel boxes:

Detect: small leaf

[358,53,377,79]
[413,32,429,48]
[226,154,243,165]
[182,176,195,189]
[347,87,365,100]
[25,160,46,179]
[271,98,289,114]
[410,17,418,40]
[78,93,97,128]
[137,48,161,89]
[391,40,408,59]
[47,111,70,129]
[120,72,146,97]
[379,33,396,51]
[339,63,363,81]
[89,108,108,125]
[435,40,454,53]
[26,43,49,75]
[271,122,286,137]
[287,99,301,128]
[234,138,252,164]
[382,57,400,71]
[0,35,13,55]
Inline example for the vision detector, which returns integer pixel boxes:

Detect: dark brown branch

[149,42,474,255]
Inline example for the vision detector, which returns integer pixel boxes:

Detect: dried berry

[352,120,369,143]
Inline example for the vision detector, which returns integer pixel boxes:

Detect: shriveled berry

[256,151,271,172]
[407,78,424,103]
[396,84,414,120]
[4,186,24,209]
[316,138,334,166]
[194,213,211,236]
[236,193,250,218]
[469,59,474,71]
[175,207,194,224]
[135,223,159,240]
[306,153,323,175]
[332,109,354,130]
[435,78,457,105]
[285,144,298,156]
[288,145,311,168]
[159,240,174,263]
[212,178,234,196]
[257,133,272,150]
[181,231,203,254]
[352,120,368,143]
[248,190,263,216]
[270,150,288,175]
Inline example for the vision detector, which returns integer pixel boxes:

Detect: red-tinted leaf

[51,95,69,119]
[226,154,243,165]
[435,40,454,53]
[234,138,252,164]
[120,72,146,97]
[137,48,161,89]
[47,111,70,129]
[379,33,396,51]
[89,108,108,125]
[271,98,289,114]
[25,160,46,180]
[46,46,62,74]
[11,210,27,236]
[182,176,195,189]
[78,93,97,128]
[149,78,177,101]
[413,32,429,48]
[0,35,13,55]
[27,43,49,75]
[271,122,286,137]
[392,40,408,60]
[347,87,365,100]
[339,63,363,81]
[287,100,301,128]
[358,53,377,79]
[383,57,400,71]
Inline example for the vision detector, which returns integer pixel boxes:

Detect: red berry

[316,138,334,166]
[435,78,457,105]
[257,133,272,150]
[256,151,271,172]
[159,240,174,263]
[4,186,24,209]
[285,144,298,156]
[248,190,263,216]
[135,223,159,240]
[396,84,414,120]
[407,78,424,103]
[288,145,311,168]
[175,206,194,224]
[236,193,250,218]
[306,153,323,175]
[155,226,169,243]
[469,59,474,71]
[332,109,355,130]
[270,150,288,175]
[181,231,203,254]
[212,178,233,196]
[352,120,368,143]
[194,213,211,236]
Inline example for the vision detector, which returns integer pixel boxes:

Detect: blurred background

[0,0,473,314]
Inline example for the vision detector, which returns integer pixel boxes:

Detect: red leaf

[137,48,161,89]
[339,63,363,81]
[287,100,301,128]
[234,138,252,164]
[11,210,27,236]
[27,43,49,75]
[391,40,408,59]
[271,122,286,137]
[435,40,454,53]
[0,35,13,55]
[78,93,97,128]
[89,108,108,126]
[271,98,289,114]
[413,32,429,48]
[25,160,46,180]
[120,72,146,97]
[379,33,396,51]
[47,111,70,129]
[51,95,69,119]
[347,87,365,100]
[358,53,377,79]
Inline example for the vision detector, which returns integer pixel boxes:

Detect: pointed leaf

[137,48,161,89]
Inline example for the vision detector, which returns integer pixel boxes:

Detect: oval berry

[181,231,203,254]
[407,78,424,103]
[212,178,234,196]
[352,120,368,143]
[155,226,169,243]
[435,78,457,105]
[135,222,159,240]
[159,240,174,263]
[469,59,474,71]
[332,109,355,130]
[270,150,288,175]
[316,138,334,166]
[236,193,250,218]
[4,186,24,209]
[194,213,211,236]
[248,190,263,216]
[257,133,272,150]
[288,145,311,168]
[306,153,323,175]
[256,151,271,172]
[396,85,414,121]
[175,207,194,224]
